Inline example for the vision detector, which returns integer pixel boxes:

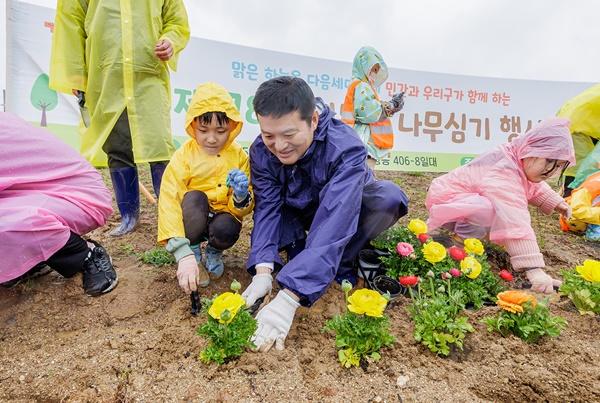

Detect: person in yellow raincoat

[557,83,600,197]
[560,167,600,241]
[49,0,190,236]
[157,82,254,294]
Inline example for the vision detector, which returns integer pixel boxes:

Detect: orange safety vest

[559,171,600,231]
[340,79,394,150]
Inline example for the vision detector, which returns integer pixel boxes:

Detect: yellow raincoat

[157,82,254,243]
[49,0,190,167]
[557,83,600,176]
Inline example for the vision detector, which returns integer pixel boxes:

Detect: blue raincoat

[248,100,408,305]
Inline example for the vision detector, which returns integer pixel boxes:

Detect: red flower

[399,275,420,287]
[498,269,514,282]
[417,233,430,244]
[447,246,467,261]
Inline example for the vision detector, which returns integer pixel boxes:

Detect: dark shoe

[109,166,140,236]
[83,241,118,296]
[150,162,167,198]
[1,263,52,288]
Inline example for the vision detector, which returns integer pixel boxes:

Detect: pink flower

[396,242,414,257]
[441,272,452,280]
[449,268,461,277]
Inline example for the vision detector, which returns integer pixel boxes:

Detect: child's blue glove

[226,169,249,201]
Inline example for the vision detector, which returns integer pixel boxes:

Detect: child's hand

[227,169,249,201]
[155,39,174,61]
[556,201,571,218]
[525,268,562,294]
[176,255,199,294]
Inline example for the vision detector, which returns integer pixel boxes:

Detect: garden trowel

[75,90,91,127]
[190,291,201,315]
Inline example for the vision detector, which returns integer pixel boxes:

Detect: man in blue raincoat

[241,77,409,352]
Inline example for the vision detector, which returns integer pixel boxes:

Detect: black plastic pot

[372,275,406,300]
[357,249,388,288]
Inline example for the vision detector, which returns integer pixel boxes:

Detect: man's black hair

[253,76,315,126]
[195,111,229,127]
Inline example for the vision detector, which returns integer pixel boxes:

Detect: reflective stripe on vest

[340,79,394,149]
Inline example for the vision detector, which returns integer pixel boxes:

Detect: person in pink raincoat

[0,113,118,296]
[426,118,574,294]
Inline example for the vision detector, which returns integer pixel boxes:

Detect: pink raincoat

[426,118,575,244]
[0,113,112,282]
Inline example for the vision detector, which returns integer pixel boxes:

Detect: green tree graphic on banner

[30,74,58,127]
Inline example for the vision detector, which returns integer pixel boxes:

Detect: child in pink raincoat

[426,118,574,294]
[0,113,118,296]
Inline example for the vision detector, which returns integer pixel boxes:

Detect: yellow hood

[557,83,600,139]
[185,82,243,149]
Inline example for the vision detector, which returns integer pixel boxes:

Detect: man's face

[258,110,318,165]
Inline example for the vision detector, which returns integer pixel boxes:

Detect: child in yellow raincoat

[560,170,600,241]
[557,83,600,196]
[157,83,254,294]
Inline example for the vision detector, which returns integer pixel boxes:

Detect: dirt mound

[2,172,599,402]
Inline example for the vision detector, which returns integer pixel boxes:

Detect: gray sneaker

[0,263,52,288]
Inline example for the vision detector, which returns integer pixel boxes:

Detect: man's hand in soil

[155,39,174,61]
[252,290,300,352]
[176,255,199,294]
[526,268,562,294]
[242,267,273,307]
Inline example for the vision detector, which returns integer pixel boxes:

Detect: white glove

[252,290,300,352]
[176,255,199,294]
[242,273,273,307]
[526,268,562,294]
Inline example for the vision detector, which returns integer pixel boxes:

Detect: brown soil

[1,171,600,402]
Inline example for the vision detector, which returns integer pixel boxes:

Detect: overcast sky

[8,0,600,83]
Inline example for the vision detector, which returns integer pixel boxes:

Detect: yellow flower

[422,241,447,264]
[496,290,537,313]
[407,219,428,235]
[208,292,246,324]
[464,238,484,256]
[460,256,482,279]
[576,259,600,283]
[347,289,387,318]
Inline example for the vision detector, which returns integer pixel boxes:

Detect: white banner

[5,0,594,171]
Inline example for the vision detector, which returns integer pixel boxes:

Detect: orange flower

[496,290,537,314]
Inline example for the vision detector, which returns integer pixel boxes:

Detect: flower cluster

[560,259,600,315]
[197,281,257,364]
[324,282,395,368]
[484,290,566,343]
[374,220,505,309]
